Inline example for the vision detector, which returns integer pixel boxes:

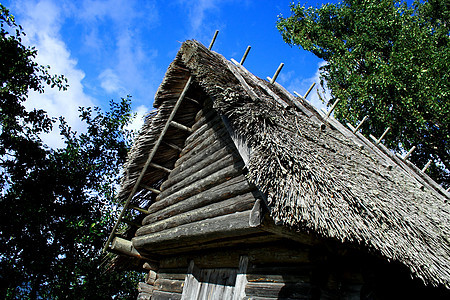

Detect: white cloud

[99,69,125,94]
[125,105,150,133]
[13,0,96,148]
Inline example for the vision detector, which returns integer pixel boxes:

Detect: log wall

[133,102,263,256]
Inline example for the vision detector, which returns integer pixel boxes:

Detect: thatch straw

[119,40,450,288]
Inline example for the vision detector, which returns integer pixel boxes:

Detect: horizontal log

[138,282,154,294]
[148,161,245,214]
[248,244,311,265]
[157,271,187,281]
[162,140,237,191]
[142,174,253,225]
[137,293,151,300]
[181,117,225,157]
[154,278,184,294]
[246,274,311,284]
[175,126,230,168]
[185,112,223,147]
[245,281,315,299]
[151,290,182,300]
[110,237,143,259]
[144,232,277,257]
[136,192,256,235]
[157,153,242,201]
[134,210,260,251]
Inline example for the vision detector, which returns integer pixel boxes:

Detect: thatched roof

[119,40,450,288]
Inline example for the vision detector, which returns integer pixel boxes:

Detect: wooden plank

[258,216,319,246]
[133,210,259,251]
[142,174,254,225]
[138,282,154,294]
[246,273,311,284]
[181,261,201,300]
[137,192,256,235]
[158,153,242,201]
[154,278,184,293]
[149,162,172,173]
[148,161,245,214]
[233,256,249,300]
[157,271,187,281]
[152,290,182,300]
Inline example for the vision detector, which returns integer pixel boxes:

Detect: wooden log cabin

[106,40,450,299]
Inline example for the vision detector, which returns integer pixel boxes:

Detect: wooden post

[370,127,390,145]
[270,63,284,84]
[303,82,316,99]
[208,30,219,50]
[353,115,368,133]
[233,256,249,300]
[422,160,432,172]
[326,98,341,118]
[240,46,251,65]
[403,146,416,160]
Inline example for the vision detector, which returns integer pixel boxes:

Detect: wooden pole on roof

[403,146,416,160]
[422,160,432,172]
[240,46,251,65]
[353,115,368,132]
[270,63,284,84]
[208,30,219,50]
[303,82,316,99]
[326,98,341,118]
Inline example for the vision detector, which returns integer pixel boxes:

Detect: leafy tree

[277,0,449,186]
[0,4,141,299]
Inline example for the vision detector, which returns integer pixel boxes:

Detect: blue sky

[4,0,338,147]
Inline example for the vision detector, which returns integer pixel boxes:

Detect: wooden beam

[111,237,144,259]
[162,141,183,152]
[133,210,260,251]
[149,162,172,173]
[233,256,249,300]
[240,46,251,65]
[208,30,219,50]
[130,205,150,214]
[303,82,316,99]
[170,120,193,133]
[140,184,161,194]
[270,63,284,84]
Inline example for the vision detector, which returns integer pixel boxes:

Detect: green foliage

[277,0,449,186]
[0,4,141,299]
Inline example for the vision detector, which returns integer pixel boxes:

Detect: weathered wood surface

[143,174,253,225]
[258,216,319,246]
[151,290,182,300]
[246,273,311,284]
[245,281,315,299]
[138,282,154,294]
[148,160,245,213]
[158,152,242,200]
[152,233,278,257]
[162,139,238,191]
[134,210,260,251]
[137,192,256,235]
[154,278,184,293]
[174,126,230,168]
[182,114,224,153]
[233,256,248,300]
[157,270,188,281]
[110,237,143,259]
